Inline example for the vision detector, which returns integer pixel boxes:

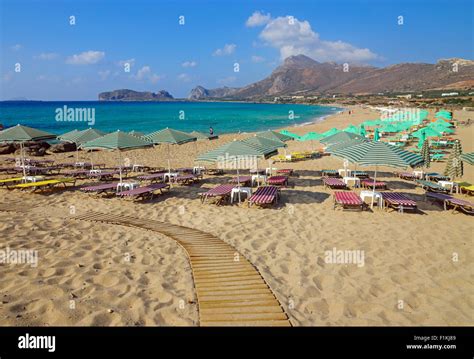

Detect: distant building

[396,94,412,99]
[441,92,459,97]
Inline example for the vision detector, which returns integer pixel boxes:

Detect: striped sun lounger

[87,170,119,180]
[397,172,416,180]
[425,192,474,214]
[276,169,294,176]
[381,192,417,213]
[321,169,339,177]
[425,173,450,182]
[361,179,387,189]
[137,172,166,182]
[229,176,252,186]
[116,183,170,200]
[173,174,200,185]
[248,186,279,207]
[352,171,369,178]
[63,169,89,178]
[80,182,120,195]
[416,180,449,193]
[333,191,364,211]
[322,177,347,189]
[13,178,76,191]
[267,176,289,186]
[200,184,235,204]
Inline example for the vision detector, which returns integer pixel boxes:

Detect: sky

[1,0,472,100]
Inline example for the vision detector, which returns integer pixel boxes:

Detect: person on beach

[209,126,214,136]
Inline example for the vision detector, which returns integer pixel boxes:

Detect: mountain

[188,55,474,99]
[188,86,239,100]
[99,89,174,101]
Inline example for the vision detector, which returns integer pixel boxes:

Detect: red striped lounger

[381,192,417,213]
[248,186,279,207]
[333,191,364,211]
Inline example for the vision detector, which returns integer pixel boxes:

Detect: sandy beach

[0,106,472,326]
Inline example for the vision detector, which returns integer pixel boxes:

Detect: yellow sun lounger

[0,177,24,187]
[460,184,474,195]
[13,178,76,191]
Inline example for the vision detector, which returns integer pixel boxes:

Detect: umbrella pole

[237,158,241,203]
[119,150,123,185]
[371,166,377,209]
[20,142,27,180]
[168,144,172,187]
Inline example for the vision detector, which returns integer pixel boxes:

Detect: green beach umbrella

[344,124,359,134]
[80,130,153,183]
[320,131,364,145]
[417,130,426,150]
[373,128,380,142]
[362,119,383,127]
[0,124,57,178]
[129,130,146,138]
[280,130,301,140]
[325,138,367,153]
[444,140,463,180]
[256,130,293,142]
[320,128,340,138]
[57,129,80,142]
[299,132,323,141]
[429,124,454,134]
[60,128,107,162]
[331,141,423,208]
[460,152,474,165]
[145,128,197,177]
[411,127,442,139]
[420,138,431,169]
[380,123,402,133]
[242,135,286,152]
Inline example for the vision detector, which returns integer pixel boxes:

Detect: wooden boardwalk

[72,212,291,327]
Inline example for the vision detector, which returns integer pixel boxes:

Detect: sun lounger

[200,184,235,205]
[459,184,474,195]
[431,153,445,162]
[0,177,24,187]
[229,176,252,186]
[267,175,289,186]
[248,186,279,207]
[173,174,200,185]
[207,168,224,175]
[87,170,119,181]
[116,183,170,201]
[352,171,369,178]
[13,178,76,191]
[333,191,365,211]
[137,172,166,182]
[416,180,449,193]
[425,192,474,214]
[425,173,450,182]
[63,169,89,178]
[381,192,417,213]
[397,172,416,180]
[321,169,339,177]
[322,177,347,189]
[80,182,120,195]
[276,169,294,176]
[361,179,387,189]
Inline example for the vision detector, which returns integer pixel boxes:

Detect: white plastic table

[338,168,351,177]
[193,166,205,175]
[251,174,267,186]
[438,180,455,191]
[89,169,102,174]
[265,167,278,175]
[343,176,360,188]
[116,182,139,192]
[132,164,146,172]
[230,187,252,204]
[360,190,382,208]
[413,170,424,179]
[23,176,44,183]
[164,172,179,182]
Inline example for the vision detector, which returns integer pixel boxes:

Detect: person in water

[209,127,214,136]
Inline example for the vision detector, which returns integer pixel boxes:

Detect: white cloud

[246,11,271,27]
[177,73,191,82]
[98,70,111,80]
[217,76,237,85]
[36,74,60,82]
[66,50,105,65]
[34,52,58,60]
[182,61,197,68]
[11,44,22,51]
[258,15,379,63]
[251,55,265,63]
[213,44,236,56]
[132,65,161,84]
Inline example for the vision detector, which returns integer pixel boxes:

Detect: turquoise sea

[0,101,341,135]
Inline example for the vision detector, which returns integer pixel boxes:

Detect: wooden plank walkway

[72,212,291,327]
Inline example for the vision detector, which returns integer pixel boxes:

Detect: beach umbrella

[256,130,293,142]
[320,131,364,145]
[344,124,359,134]
[59,128,107,163]
[331,141,423,208]
[420,138,431,169]
[362,119,383,127]
[80,130,153,184]
[444,140,463,180]
[129,130,146,138]
[57,129,79,142]
[280,129,302,140]
[373,128,380,142]
[320,128,340,138]
[189,131,218,140]
[417,130,426,150]
[0,124,56,179]
[196,140,276,201]
[242,135,286,177]
[460,152,474,165]
[359,124,366,137]
[429,124,454,134]
[325,138,367,154]
[145,128,197,178]
[380,123,402,133]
